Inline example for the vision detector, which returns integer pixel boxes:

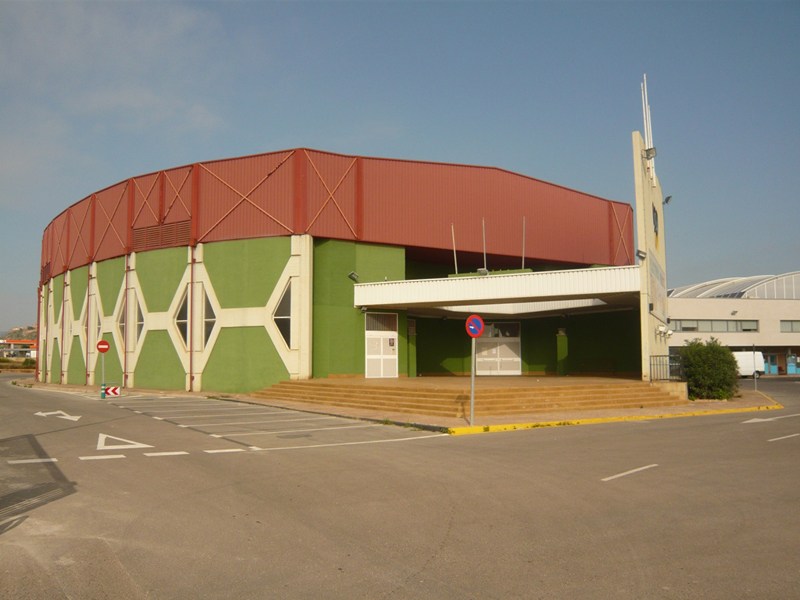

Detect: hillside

[1,325,37,341]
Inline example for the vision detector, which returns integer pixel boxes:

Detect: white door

[476,322,521,376]
[365,313,398,378]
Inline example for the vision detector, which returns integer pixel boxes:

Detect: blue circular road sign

[466,315,484,338]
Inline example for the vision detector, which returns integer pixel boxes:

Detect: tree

[679,338,739,400]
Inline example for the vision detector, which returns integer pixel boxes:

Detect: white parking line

[602,464,658,482]
[131,406,257,414]
[144,451,190,457]
[7,458,58,464]
[194,415,339,427]
[204,448,246,454]
[155,410,280,419]
[768,433,800,442]
[250,433,449,451]
[79,454,126,461]
[211,424,381,437]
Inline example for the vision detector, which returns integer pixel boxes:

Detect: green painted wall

[134,330,187,390]
[566,311,641,374]
[416,311,641,377]
[96,257,125,317]
[137,247,188,313]
[52,275,64,324]
[98,332,123,385]
[408,332,417,377]
[70,266,88,321]
[415,318,471,375]
[204,238,290,309]
[203,327,289,393]
[67,336,85,384]
[50,338,61,383]
[406,260,454,280]
[521,318,562,374]
[313,240,406,377]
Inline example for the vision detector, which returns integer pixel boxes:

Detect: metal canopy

[354,265,642,318]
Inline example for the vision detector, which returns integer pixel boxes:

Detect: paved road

[2,374,798,599]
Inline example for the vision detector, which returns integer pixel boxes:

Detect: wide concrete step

[250,380,688,418]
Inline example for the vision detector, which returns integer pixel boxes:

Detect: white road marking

[602,464,659,482]
[250,433,449,452]
[211,424,381,438]
[34,410,81,421]
[97,434,153,450]
[173,412,322,427]
[134,406,258,414]
[182,415,330,427]
[768,433,800,442]
[153,417,164,420]
[80,454,126,461]
[743,413,800,423]
[143,451,190,457]
[7,458,58,464]
[204,448,245,454]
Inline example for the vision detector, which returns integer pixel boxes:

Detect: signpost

[97,340,109,398]
[466,315,484,427]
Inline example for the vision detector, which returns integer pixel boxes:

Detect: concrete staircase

[249,380,689,418]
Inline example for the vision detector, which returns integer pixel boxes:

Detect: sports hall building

[37,135,669,393]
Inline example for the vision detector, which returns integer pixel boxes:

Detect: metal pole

[470,336,476,427]
[482,217,487,271]
[451,223,458,275]
[753,344,758,392]
[101,352,106,399]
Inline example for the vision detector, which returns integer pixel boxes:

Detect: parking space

[101,394,445,451]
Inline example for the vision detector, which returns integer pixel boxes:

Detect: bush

[679,338,739,400]
[22,358,36,367]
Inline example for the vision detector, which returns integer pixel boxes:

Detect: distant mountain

[1,325,37,341]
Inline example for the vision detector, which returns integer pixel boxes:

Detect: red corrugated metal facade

[40,148,634,284]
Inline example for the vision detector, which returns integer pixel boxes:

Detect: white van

[732,351,765,378]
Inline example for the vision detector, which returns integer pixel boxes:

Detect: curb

[447,396,784,436]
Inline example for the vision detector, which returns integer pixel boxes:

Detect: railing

[650,355,685,381]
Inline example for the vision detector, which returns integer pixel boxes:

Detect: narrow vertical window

[273,281,291,348]
[136,297,145,342]
[117,296,126,346]
[176,290,189,347]
[203,292,216,347]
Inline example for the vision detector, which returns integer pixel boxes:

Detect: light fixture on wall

[731,310,738,316]
[636,250,647,260]
[360,306,367,314]
[643,147,657,160]
[663,195,672,206]
[348,271,359,282]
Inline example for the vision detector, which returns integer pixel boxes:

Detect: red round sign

[97,340,110,353]
[466,315,484,338]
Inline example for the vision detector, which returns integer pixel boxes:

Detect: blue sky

[1,1,798,332]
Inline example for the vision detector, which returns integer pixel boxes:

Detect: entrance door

[365,313,398,378]
[764,354,779,375]
[476,322,521,376]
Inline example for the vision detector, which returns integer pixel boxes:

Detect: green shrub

[679,338,739,400]
[22,358,36,367]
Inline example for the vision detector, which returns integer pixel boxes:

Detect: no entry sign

[466,315,484,338]
[97,340,110,353]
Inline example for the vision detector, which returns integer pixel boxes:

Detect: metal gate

[476,322,521,376]
[365,313,398,378]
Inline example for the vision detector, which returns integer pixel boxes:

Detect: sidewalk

[9,376,782,435]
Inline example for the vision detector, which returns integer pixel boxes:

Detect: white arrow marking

[96,434,153,451]
[34,410,81,421]
[742,413,800,424]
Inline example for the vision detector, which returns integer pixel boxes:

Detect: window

[273,281,291,347]
[781,320,800,333]
[117,296,126,345]
[203,292,216,347]
[175,290,189,347]
[674,319,759,333]
[136,296,145,342]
